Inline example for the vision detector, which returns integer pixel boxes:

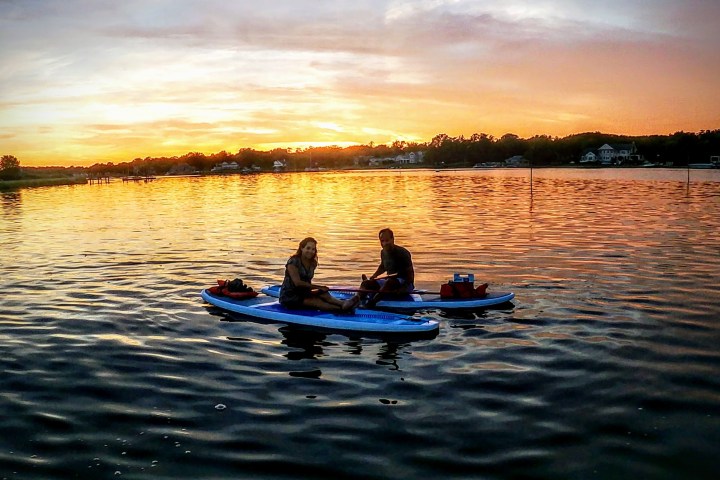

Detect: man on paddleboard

[361,228,415,307]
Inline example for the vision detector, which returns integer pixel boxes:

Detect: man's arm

[402,264,414,285]
[401,248,414,285]
[370,263,385,279]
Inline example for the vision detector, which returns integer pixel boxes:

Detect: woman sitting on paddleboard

[280,237,360,313]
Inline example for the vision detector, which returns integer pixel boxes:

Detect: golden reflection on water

[2,169,719,295]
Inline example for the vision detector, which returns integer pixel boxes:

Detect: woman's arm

[286,263,313,288]
[287,263,328,291]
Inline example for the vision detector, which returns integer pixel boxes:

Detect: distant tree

[698,129,720,160]
[1,154,19,170]
[0,155,22,180]
[236,148,263,168]
[183,152,210,171]
[497,133,522,156]
[466,133,496,164]
[526,135,559,166]
[391,140,407,154]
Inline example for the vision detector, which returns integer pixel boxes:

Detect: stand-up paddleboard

[201,289,439,334]
[260,285,515,311]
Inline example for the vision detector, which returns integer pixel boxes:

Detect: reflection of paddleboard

[201,289,439,334]
[260,285,515,310]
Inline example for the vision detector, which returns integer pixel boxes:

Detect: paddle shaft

[329,287,435,295]
[338,273,420,294]
[364,273,397,281]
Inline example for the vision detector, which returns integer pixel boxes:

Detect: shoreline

[0,177,88,191]
[2,165,718,192]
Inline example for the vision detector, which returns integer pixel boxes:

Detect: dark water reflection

[1,168,719,479]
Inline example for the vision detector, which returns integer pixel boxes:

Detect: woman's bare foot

[341,295,360,312]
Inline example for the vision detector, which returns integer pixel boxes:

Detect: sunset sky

[2,0,719,167]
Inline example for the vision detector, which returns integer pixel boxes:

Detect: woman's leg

[302,296,343,312]
[318,291,344,307]
[303,293,358,312]
[319,291,359,311]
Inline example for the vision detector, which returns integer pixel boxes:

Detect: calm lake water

[2,168,719,479]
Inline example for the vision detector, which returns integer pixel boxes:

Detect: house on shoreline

[365,151,425,167]
[273,160,287,172]
[211,161,262,173]
[580,143,642,165]
[211,161,240,172]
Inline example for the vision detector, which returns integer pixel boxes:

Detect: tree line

[3,130,720,179]
[82,129,720,175]
[83,142,427,177]
[423,130,720,167]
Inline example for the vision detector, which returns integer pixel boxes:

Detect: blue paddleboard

[201,289,439,333]
[260,285,515,310]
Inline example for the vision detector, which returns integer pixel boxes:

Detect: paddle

[329,287,432,295]
[330,282,489,298]
[364,273,397,282]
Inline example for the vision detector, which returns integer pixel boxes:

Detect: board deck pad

[201,289,439,333]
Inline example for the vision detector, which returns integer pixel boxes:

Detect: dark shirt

[381,245,414,282]
[279,256,315,307]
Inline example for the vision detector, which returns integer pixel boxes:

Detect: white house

[367,151,425,166]
[400,151,424,164]
[581,143,638,165]
[579,149,598,164]
[211,161,239,172]
[504,155,526,167]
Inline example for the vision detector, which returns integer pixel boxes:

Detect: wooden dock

[122,176,156,183]
[88,175,110,184]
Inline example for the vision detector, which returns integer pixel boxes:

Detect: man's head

[378,228,395,251]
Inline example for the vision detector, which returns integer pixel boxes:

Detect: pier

[122,175,156,183]
[88,174,110,184]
